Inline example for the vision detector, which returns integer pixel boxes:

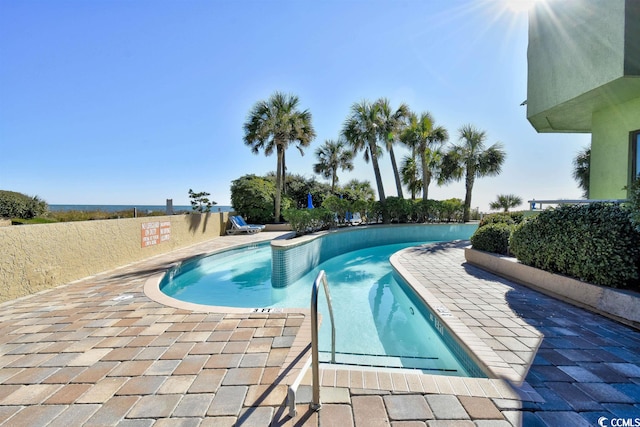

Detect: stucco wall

[0,213,228,303]
[527,0,625,125]
[590,97,640,198]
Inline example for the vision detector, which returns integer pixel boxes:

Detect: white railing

[528,199,626,210]
[310,270,335,411]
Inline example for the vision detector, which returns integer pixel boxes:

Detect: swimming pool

[160,225,483,376]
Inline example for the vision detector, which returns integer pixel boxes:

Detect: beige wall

[0,213,228,303]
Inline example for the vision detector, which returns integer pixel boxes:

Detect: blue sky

[0,0,589,209]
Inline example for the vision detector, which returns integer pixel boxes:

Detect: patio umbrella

[307,193,314,209]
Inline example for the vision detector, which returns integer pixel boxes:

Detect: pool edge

[390,245,526,386]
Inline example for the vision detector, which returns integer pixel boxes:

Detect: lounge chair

[226,215,265,235]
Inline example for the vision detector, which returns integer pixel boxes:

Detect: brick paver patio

[0,232,638,426]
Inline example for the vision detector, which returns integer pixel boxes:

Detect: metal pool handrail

[310,270,335,411]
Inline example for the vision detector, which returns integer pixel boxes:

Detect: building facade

[527,0,640,198]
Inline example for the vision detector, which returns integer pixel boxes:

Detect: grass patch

[11,209,170,224]
[12,217,58,225]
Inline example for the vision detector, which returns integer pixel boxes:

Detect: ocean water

[49,204,234,213]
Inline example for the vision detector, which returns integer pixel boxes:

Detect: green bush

[321,196,351,224]
[413,199,440,222]
[439,198,464,222]
[479,212,524,228]
[283,208,333,235]
[0,190,48,219]
[470,223,514,255]
[510,203,640,288]
[351,199,371,223]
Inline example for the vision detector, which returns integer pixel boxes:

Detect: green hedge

[478,211,524,227]
[282,208,333,235]
[510,203,640,288]
[470,223,514,255]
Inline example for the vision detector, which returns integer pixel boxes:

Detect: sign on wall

[141,221,171,247]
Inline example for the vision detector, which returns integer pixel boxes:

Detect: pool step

[318,351,460,374]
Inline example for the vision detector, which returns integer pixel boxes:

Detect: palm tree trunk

[389,147,404,198]
[331,171,337,193]
[424,171,432,202]
[421,145,429,202]
[369,145,386,203]
[463,172,474,223]
[275,144,284,222]
[281,150,286,196]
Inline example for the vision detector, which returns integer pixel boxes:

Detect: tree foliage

[313,139,354,192]
[243,92,316,222]
[342,100,388,203]
[400,111,448,202]
[489,194,522,212]
[268,173,332,210]
[375,98,410,199]
[230,175,277,224]
[0,190,48,219]
[573,146,590,198]
[401,155,421,200]
[341,179,375,203]
[440,124,505,222]
[188,189,216,213]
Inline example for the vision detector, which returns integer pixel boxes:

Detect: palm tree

[573,146,590,198]
[243,92,316,222]
[489,194,522,212]
[400,155,421,199]
[375,98,410,199]
[342,100,387,202]
[342,179,376,202]
[313,139,354,193]
[439,124,506,222]
[400,112,449,202]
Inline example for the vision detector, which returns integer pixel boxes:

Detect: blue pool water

[161,239,483,376]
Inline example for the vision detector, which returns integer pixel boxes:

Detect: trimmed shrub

[470,223,513,255]
[510,203,640,288]
[479,212,524,228]
[283,208,333,235]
